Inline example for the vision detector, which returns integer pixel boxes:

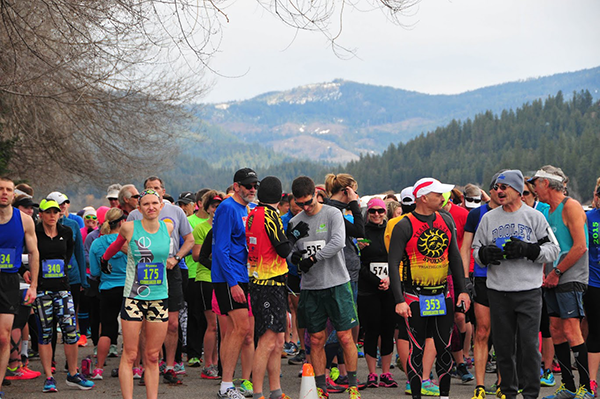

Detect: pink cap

[367,197,386,210]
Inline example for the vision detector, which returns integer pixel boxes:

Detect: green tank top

[124,220,171,300]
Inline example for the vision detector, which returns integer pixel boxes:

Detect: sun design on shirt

[417,228,448,258]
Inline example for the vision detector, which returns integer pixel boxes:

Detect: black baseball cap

[14,196,39,208]
[176,191,194,205]
[233,168,259,185]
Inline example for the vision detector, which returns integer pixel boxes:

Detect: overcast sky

[201,0,600,103]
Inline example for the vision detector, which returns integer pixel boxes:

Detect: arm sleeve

[314,210,346,262]
[65,230,75,268]
[388,218,411,303]
[343,201,365,238]
[198,229,213,270]
[102,234,127,260]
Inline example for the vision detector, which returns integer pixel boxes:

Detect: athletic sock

[269,388,282,399]
[315,374,327,392]
[21,340,28,357]
[253,392,263,399]
[572,343,590,390]
[460,332,466,351]
[347,371,357,387]
[555,342,576,392]
[220,381,235,394]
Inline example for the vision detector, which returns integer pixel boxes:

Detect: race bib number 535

[303,240,326,258]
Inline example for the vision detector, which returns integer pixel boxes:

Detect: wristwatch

[554,267,563,277]
[174,255,182,261]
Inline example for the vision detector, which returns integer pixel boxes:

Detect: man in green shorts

[289,176,360,399]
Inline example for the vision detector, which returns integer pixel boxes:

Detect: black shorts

[213,282,249,315]
[199,281,214,312]
[0,272,20,315]
[287,274,301,295]
[250,282,287,337]
[473,277,489,307]
[167,265,184,312]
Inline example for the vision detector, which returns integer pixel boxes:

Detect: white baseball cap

[413,178,454,199]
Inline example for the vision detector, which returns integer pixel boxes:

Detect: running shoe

[575,386,594,399]
[486,360,497,373]
[455,362,475,382]
[108,344,119,358]
[5,366,33,380]
[336,375,349,387]
[356,344,364,358]
[217,387,246,399]
[542,384,576,399]
[326,377,346,393]
[378,372,398,388]
[485,381,499,395]
[552,360,562,373]
[317,387,330,399]
[421,379,440,396]
[366,373,378,388]
[132,367,143,379]
[22,366,41,379]
[159,360,166,375]
[283,342,299,356]
[77,335,88,347]
[495,388,506,399]
[188,357,202,368]
[541,368,556,387]
[201,365,220,379]
[590,380,597,397]
[90,368,103,380]
[66,372,95,390]
[174,362,186,375]
[288,349,306,365]
[239,379,253,397]
[472,386,486,399]
[163,369,182,385]
[330,366,340,382]
[43,376,58,393]
[405,381,411,395]
[346,386,360,399]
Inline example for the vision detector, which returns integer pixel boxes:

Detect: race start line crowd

[0,164,599,399]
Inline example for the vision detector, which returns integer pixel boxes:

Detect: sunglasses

[84,215,97,220]
[140,189,160,199]
[239,182,259,190]
[522,190,531,196]
[492,184,509,191]
[131,194,140,199]
[464,197,482,203]
[295,195,314,208]
[368,208,386,215]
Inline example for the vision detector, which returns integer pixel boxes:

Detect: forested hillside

[344,90,599,202]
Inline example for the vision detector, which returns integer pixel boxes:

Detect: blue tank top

[0,208,24,273]
[587,208,600,288]
[473,204,491,278]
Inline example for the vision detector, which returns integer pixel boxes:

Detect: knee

[310,334,325,348]
[167,318,179,334]
[145,349,160,364]
[475,324,490,342]
[122,347,138,365]
[336,332,354,349]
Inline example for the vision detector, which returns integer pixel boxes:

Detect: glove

[100,257,112,274]
[479,245,504,266]
[464,277,474,298]
[504,236,541,261]
[290,250,307,265]
[299,256,316,274]
[286,221,310,244]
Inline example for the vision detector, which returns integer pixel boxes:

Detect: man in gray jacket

[473,169,559,399]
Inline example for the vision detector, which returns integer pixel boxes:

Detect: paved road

[6,342,562,399]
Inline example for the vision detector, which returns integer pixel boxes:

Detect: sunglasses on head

[368,208,386,215]
[464,197,482,203]
[295,195,314,208]
[493,184,509,191]
[84,215,97,220]
[238,182,259,190]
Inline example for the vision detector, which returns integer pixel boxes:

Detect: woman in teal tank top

[101,189,173,399]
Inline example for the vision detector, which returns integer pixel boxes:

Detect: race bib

[42,259,65,279]
[419,293,447,317]
[137,262,165,285]
[303,240,326,258]
[369,262,388,279]
[0,248,15,269]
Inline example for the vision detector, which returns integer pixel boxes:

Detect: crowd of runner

[0,164,599,399]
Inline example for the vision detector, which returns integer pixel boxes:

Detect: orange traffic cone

[299,363,319,399]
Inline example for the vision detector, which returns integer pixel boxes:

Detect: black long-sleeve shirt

[36,222,74,292]
[328,199,365,282]
[358,221,388,296]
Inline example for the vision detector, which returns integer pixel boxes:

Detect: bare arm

[556,199,588,272]
[460,231,474,278]
[22,214,39,304]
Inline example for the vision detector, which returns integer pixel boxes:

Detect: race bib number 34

[369,262,388,278]
[42,259,65,279]
[419,293,447,317]
[303,240,326,258]
[137,263,164,285]
[0,248,15,269]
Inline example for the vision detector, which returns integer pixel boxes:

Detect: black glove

[299,256,316,274]
[479,245,504,266]
[290,250,307,265]
[286,221,310,244]
[100,257,112,274]
[464,277,474,298]
[504,236,541,261]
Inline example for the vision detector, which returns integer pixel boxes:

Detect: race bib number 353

[303,240,326,258]
[419,293,447,317]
